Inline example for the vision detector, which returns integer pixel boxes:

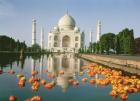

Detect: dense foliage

[30,44,41,52]
[135,37,140,54]
[79,28,138,55]
[0,35,48,53]
[0,35,27,52]
[100,33,115,54]
[117,28,135,54]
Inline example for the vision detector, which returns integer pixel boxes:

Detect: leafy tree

[88,42,93,53]
[100,33,115,54]
[114,36,120,54]
[117,28,135,54]
[134,37,140,54]
[92,42,96,53]
[95,42,100,54]
[31,44,41,52]
[0,35,27,52]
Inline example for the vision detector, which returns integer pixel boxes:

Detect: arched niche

[62,35,70,47]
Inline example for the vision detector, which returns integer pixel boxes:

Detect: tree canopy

[135,37,140,54]
[82,28,137,55]
[0,35,27,52]
[100,33,115,54]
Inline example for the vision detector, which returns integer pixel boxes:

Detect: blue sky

[0,0,140,46]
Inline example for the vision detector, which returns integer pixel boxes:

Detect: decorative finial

[32,17,36,22]
[66,9,69,15]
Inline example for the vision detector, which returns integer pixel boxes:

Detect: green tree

[100,33,115,54]
[135,37,140,54]
[95,42,100,54]
[117,28,135,54]
[114,36,120,54]
[0,35,27,52]
[89,42,94,53]
[31,44,41,52]
[91,43,95,53]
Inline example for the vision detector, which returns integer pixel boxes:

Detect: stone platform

[80,54,140,75]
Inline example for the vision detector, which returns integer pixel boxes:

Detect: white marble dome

[58,14,76,30]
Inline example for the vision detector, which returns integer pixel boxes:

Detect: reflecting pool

[0,53,139,101]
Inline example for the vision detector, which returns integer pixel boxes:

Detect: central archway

[62,35,70,47]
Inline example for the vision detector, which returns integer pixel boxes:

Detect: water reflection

[48,54,82,92]
[0,53,44,70]
[19,55,26,70]
[0,53,140,101]
[28,53,83,92]
[48,54,80,74]
[31,58,36,71]
[39,56,44,77]
[0,53,20,69]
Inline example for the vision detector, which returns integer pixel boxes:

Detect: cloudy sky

[0,0,140,46]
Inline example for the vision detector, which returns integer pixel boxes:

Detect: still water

[0,53,139,101]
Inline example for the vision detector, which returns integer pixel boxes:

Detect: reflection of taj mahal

[47,54,81,74]
[47,54,82,92]
[47,13,85,53]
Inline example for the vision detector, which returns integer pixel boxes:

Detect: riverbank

[79,54,140,75]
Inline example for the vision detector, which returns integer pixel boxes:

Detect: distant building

[47,13,84,53]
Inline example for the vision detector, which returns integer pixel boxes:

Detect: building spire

[89,30,93,43]
[96,20,101,42]
[40,27,44,49]
[32,18,36,45]
[66,9,69,15]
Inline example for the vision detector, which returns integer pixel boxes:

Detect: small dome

[53,26,59,31]
[58,14,76,30]
[74,27,80,32]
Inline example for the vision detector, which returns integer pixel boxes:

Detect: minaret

[89,31,93,43]
[96,20,101,42]
[40,28,44,49]
[32,18,36,45]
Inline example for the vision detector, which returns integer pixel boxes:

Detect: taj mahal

[31,13,101,53]
[47,13,85,53]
